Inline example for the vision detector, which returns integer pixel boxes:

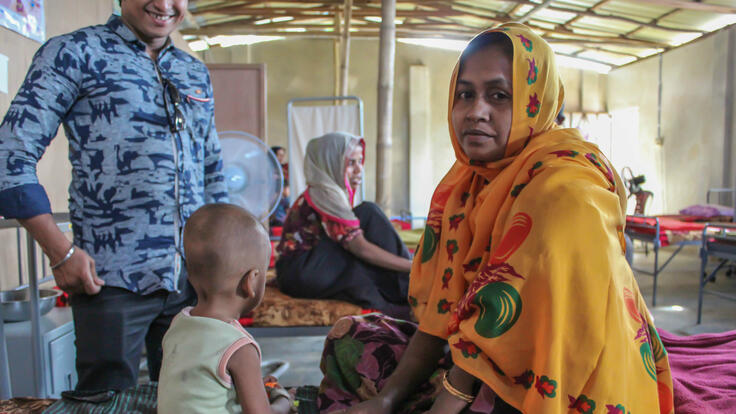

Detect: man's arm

[19,214,104,294]
[0,36,102,294]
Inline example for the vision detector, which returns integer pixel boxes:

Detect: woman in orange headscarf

[319,23,673,414]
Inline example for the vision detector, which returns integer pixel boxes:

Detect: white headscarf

[303,132,364,225]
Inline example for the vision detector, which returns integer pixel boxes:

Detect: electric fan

[620,166,646,197]
[219,131,283,221]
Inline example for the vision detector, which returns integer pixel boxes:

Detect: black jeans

[69,275,194,392]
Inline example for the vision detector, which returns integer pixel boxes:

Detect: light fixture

[188,40,209,51]
[398,38,468,51]
[669,32,702,47]
[201,35,284,48]
[555,55,611,74]
[364,16,403,25]
[272,16,295,23]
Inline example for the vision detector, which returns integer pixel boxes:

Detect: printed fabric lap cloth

[318,313,518,414]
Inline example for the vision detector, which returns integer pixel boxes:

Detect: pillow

[679,204,734,218]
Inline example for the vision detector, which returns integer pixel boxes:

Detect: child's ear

[239,269,259,298]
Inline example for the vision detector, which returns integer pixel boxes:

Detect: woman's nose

[467,99,491,122]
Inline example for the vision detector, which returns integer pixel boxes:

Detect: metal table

[0,213,71,398]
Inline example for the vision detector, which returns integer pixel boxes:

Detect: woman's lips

[463,130,495,145]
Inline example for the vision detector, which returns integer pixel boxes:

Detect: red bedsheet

[626,216,705,247]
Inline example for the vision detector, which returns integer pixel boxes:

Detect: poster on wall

[0,0,45,43]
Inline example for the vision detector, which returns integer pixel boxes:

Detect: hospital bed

[697,222,736,324]
[625,214,705,306]
[625,188,735,306]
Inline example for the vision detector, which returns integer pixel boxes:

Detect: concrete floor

[257,244,736,387]
[631,244,736,335]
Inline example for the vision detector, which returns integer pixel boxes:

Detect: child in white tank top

[158,204,294,413]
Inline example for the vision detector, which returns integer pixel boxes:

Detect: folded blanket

[658,329,736,414]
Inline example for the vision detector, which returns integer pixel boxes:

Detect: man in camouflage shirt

[0,0,228,392]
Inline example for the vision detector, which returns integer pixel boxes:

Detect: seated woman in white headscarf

[274,132,412,319]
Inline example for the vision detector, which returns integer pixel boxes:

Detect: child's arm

[228,344,292,414]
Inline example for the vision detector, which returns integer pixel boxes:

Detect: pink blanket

[659,329,736,414]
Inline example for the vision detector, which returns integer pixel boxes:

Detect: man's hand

[18,214,104,295]
[53,246,104,295]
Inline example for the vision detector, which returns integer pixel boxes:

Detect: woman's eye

[457,90,473,100]
[490,92,510,101]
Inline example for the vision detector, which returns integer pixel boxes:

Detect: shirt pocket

[180,86,213,163]
[180,86,214,138]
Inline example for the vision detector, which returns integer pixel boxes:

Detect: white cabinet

[4,307,77,398]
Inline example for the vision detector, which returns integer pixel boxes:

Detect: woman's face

[452,44,513,163]
[345,145,364,191]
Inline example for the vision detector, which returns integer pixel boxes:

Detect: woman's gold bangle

[441,370,475,404]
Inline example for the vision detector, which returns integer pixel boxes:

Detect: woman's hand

[425,389,470,414]
[330,396,393,414]
[345,234,413,272]
[331,331,446,414]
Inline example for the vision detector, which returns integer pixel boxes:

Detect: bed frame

[697,222,736,324]
[625,215,702,306]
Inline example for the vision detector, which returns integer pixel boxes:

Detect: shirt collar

[106,14,175,55]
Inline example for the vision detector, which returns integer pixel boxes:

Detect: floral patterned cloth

[318,314,519,414]
[276,193,362,258]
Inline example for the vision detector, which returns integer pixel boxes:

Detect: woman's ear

[239,269,259,298]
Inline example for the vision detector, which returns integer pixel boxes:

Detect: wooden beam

[192,6,464,18]
[334,7,342,96]
[517,0,554,24]
[376,0,396,212]
[630,0,736,14]
[340,0,353,96]
[549,5,703,34]
[555,52,615,67]
[572,45,641,59]
[533,24,670,48]
[189,1,267,15]
[591,0,613,11]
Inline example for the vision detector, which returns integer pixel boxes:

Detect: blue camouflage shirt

[0,15,228,294]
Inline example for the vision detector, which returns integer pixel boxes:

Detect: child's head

[183,203,271,315]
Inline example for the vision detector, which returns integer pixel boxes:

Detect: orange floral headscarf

[408,23,673,413]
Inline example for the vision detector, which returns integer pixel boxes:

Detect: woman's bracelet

[50,244,76,270]
[442,370,475,404]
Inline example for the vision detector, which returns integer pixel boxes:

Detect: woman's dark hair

[459,31,514,69]
[271,146,284,153]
